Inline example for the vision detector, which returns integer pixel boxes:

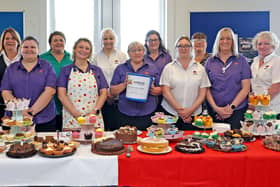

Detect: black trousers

[102,101,119,131]
[35,117,56,132]
[116,109,153,131]
[207,104,247,130]
[56,114,63,131]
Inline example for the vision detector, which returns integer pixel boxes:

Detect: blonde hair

[0,27,21,53]
[212,27,239,57]
[252,31,280,51]
[100,28,118,47]
[72,38,93,61]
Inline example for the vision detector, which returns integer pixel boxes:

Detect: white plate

[137,145,172,155]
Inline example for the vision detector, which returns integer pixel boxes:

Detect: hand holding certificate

[125,73,152,102]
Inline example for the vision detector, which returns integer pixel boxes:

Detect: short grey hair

[127,41,145,53]
[212,27,239,57]
[252,31,280,51]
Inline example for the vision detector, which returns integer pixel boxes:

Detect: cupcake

[260,94,270,106]
[201,132,209,138]
[263,112,271,120]
[252,111,261,120]
[244,110,253,119]
[193,131,201,137]
[77,116,86,124]
[194,118,204,127]
[95,128,104,138]
[72,131,80,139]
[84,132,93,140]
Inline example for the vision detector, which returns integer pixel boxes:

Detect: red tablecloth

[118,131,280,187]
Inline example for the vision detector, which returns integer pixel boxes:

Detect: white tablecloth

[0,133,118,186]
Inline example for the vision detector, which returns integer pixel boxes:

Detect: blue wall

[0,12,24,39]
[190,11,270,53]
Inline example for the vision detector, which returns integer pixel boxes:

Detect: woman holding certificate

[110,41,161,130]
[160,36,211,130]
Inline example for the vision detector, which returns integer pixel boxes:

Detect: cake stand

[242,104,278,136]
[71,123,95,144]
[2,109,34,143]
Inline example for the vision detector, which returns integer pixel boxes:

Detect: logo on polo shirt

[144,71,150,75]
[39,69,43,73]
[264,65,270,69]
[193,70,198,75]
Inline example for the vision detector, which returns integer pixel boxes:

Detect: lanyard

[222,61,233,74]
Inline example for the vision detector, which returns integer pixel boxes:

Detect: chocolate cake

[115,126,137,144]
[7,143,37,158]
[175,140,204,154]
[92,138,125,155]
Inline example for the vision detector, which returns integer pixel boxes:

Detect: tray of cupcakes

[205,136,247,153]
[223,129,256,142]
[33,136,78,158]
[0,130,35,144]
[262,133,280,152]
[147,125,184,141]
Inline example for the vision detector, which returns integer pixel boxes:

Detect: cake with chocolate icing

[92,137,125,155]
[175,140,204,154]
[115,126,137,144]
[7,143,36,158]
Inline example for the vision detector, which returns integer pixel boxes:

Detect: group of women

[0,27,279,132]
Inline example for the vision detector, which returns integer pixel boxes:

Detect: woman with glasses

[144,30,172,74]
[110,41,161,130]
[160,36,211,130]
[205,27,251,129]
[251,31,280,117]
[93,28,127,131]
[144,30,172,112]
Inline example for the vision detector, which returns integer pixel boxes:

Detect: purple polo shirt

[111,60,160,116]
[205,55,252,110]
[57,63,109,91]
[144,50,172,75]
[1,59,56,124]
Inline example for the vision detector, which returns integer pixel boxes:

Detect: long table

[1,132,280,186]
[118,132,280,187]
[0,133,118,186]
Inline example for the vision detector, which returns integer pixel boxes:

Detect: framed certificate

[125,73,152,102]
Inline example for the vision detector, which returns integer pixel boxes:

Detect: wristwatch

[230,104,236,110]
[94,108,100,115]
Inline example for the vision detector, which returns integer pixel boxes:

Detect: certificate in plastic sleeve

[125,72,152,102]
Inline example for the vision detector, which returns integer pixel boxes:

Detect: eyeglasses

[147,39,159,43]
[192,39,206,42]
[176,45,192,48]
[129,48,144,53]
